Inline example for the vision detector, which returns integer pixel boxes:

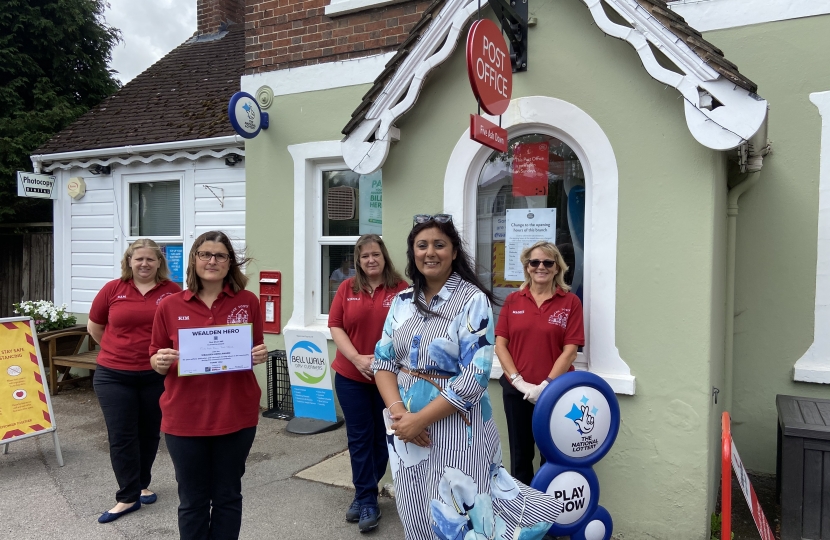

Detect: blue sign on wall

[531,371,621,540]
[165,245,184,283]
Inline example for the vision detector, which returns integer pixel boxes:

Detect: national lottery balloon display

[530,371,620,539]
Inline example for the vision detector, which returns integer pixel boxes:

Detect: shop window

[129,180,181,236]
[475,134,585,323]
[319,168,384,314]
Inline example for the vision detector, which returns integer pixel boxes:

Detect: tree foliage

[0,0,121,223]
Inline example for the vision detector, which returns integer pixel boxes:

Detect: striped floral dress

[373,273,563,540]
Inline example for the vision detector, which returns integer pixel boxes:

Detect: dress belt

[399,367,471,426]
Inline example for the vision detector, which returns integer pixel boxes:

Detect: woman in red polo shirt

[494,240,584,485]
[329,233,407,532]
[150,231,267,540]
[88,238,181,523]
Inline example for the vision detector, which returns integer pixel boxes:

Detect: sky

[104,0,197,84]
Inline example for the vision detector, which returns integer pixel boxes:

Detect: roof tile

[35,24,245,155]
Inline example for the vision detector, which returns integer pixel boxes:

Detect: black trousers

[334,373,388,505]
[165,427,257,540]
[500,375,546,486]
[93,364,165,503]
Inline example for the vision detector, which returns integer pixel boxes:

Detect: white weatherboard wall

[53,158,245,313]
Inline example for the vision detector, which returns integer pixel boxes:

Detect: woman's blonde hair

[519,240,570,292]
[120,238,170,283]
[351,234,405,294]
[186,231,249,293]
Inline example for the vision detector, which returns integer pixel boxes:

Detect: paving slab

[0,384,404,540]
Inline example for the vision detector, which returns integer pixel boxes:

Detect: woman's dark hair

[405,219,497,316]
[352,234,405,294]
[186,231,250,293]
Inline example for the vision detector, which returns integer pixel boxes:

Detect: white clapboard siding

[71,240,117,253]
[69,175,116,313]
[70,201,114,216]
[72,264,115,278]
[194,167,245,244]
[71,276,111,291]
[194,196,245,212]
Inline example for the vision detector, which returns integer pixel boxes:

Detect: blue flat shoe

[98,500,141,523]
[140,492,157,504]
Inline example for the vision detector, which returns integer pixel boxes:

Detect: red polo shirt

[89,278,181,371]
[150,284,264,437]
[328,278,408,383]
[495,287,585,384]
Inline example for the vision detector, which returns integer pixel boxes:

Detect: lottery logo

[12,389,27,400]
[7,365,22,377]
[550,387,611,458]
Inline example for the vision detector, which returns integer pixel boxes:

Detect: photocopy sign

[283,328,336,422]
[17,172,58,199]
[503,208,556,281]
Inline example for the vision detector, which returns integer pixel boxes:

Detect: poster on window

[359,171,382,235]
[504,208,557,281]
[512,142,549,197]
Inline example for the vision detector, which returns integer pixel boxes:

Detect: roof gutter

[30,135,245,172]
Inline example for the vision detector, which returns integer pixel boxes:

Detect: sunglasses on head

[528,259,556,268]
[413,214,453,227]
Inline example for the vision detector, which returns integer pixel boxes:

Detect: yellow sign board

[1,318,62,464]
[492,242,523,289]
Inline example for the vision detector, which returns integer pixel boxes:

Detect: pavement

[0,383,404,540]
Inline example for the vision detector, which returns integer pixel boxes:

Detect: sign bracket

[487,0,528,72]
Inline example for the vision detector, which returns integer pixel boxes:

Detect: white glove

[512,375,535,400]
[525,380,549,404]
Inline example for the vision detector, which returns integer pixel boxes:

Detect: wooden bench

[40,329,99,395]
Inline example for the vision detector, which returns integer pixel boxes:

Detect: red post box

[259,271,281,334]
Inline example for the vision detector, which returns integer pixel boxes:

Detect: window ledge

[794,360,830,384]
[325,0,408,17]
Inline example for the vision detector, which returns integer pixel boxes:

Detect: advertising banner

[503,208,557,281]
[512,142,549,197]
[359,170,382,235]
[0,319,56,443]
[283,328,337,423]
[16,171,58,199]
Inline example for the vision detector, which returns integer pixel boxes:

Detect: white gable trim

[240,52,395,98]
[669,0,830,32]
[325,0,408,17]
[444,96,635,395]
[794,90,830,385]
[342,0,768,175]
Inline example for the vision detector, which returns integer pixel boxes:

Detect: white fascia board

[240,52,395,98]
[325,0,408,17]
[668,0,830,32]
[31,136,245,171]
[794,90,830,384]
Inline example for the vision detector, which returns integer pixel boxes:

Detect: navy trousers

[334,373,388,505]
[500,375,546,486]
[93,365,165,503]
[165,427,257,540]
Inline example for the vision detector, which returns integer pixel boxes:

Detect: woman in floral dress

[373,214,564,540]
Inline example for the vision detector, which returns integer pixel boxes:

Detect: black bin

[262,349,293,420]
[776,394,830,539]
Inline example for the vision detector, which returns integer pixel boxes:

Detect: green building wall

[244,1,741,537]
[700,15,830,474]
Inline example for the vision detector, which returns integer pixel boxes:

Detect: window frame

[122,171,185,245]
[444,96,636,394]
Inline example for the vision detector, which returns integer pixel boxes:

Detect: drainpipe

[724,130,770,413]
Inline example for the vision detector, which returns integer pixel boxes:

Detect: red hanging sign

[470,114,507,153]
[512,142,549,196]
[466,19,512,116]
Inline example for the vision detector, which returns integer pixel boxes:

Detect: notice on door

[503,208,556,281]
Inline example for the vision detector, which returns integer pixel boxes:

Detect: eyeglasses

[528,259,556,269]
[196,251,230,263]
[413,214,453,226]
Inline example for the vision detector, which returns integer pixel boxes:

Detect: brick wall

[245,0,434,74]
[199,0,246,35]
